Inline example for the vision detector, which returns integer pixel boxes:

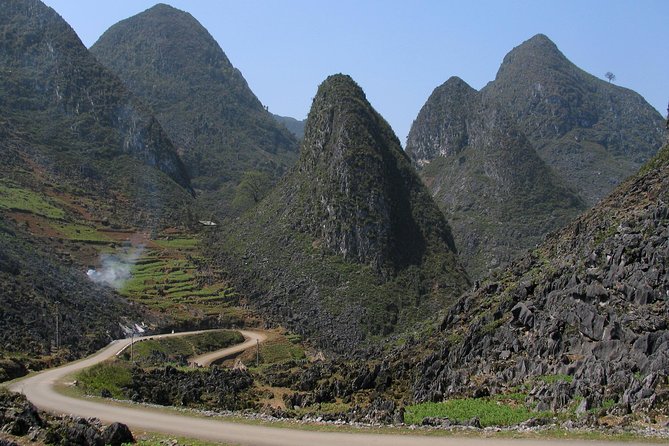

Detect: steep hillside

[273,114,306,140]
[0,216,145,381]
[410,136,669,417]
[482,34,665,205]
[0,0,194,227]
[407,77,585,278]
[90,4,299,216]
[211,75,469,353]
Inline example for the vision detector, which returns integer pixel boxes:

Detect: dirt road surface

[7,330,654,446]
[190,329,267,366]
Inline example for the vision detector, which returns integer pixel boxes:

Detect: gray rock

[102,422,134,446]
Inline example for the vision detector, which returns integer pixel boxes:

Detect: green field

[76,361,133,399]
[404,398,549,427]
[0,181,65,219]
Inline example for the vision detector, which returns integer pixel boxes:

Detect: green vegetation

[258,337,305,365]
[119,245,242,323]
[405,398,548,427]
[536,374,573,384]
[0,181,65,219]
[132,434,233,446]
[153,237,200,249]
[119,331,244,366]
[49,222,112,243]
[76,361,132,399]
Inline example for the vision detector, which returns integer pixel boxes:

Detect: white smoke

[87,246,144,289]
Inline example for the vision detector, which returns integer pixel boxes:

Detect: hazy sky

[43,0,668,145]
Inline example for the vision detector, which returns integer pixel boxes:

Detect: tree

[232,170,272,212]
[605,72,616,83]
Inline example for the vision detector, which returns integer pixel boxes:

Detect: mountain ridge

[406,33,663,279]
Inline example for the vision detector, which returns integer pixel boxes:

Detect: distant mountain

[211,75,469,353]
[407,77,586,279]
[273,114,306,140]
[410,134,669,416]
[407,34,664,279]
[0,0,194,227]
[481,34,665,205]
[91,4,299,215]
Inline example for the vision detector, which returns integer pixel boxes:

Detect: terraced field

[119,238,250,325]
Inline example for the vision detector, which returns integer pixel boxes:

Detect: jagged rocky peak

[483,33,665,205]
[297,74,458,272]
[93,3,238,80]
[406,76,477,167]
[211,74,468,351]
[498,33,566,69]
[405,73,585,279]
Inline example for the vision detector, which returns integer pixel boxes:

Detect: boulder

[102,422,134,446]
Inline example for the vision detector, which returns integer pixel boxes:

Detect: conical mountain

[211,74,469,352]
[0,0,193,226]
[482,33,665,205]
[407,77,586,279]
[91,4,299,215]
[410,132,669,414]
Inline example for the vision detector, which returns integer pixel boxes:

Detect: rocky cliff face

[91,4,299,215]
[411,139,669,415]
[0,0,191,192]
[482,34,665,205]
[0,0,194,227]
[211,75,469,353]
[407,77,585,279]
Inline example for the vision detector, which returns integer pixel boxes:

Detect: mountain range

[407,34,665,278]
[0,0,195,228]
[1,0,667,432]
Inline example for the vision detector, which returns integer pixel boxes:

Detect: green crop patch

[49,222,112,243]
[404,398,549,427]
[153,237,200,249]
[0,182,65,219]
[76,361,132,399]
[258,337,306,365]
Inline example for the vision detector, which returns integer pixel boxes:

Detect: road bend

[7,330,653,446]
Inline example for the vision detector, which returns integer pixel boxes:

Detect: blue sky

[43,0,668,145]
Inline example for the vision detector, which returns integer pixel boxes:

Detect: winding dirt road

[190,329,267,367]
[7,331,653,446]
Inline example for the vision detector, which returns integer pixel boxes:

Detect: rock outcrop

[411,139,669,416]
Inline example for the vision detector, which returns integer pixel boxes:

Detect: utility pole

[130,331,135,362]
[54,301,60,350]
